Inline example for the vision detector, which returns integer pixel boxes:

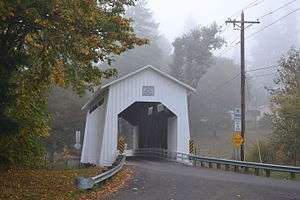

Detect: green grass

[192,128,270,159]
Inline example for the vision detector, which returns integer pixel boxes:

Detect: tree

[45,87,88,156]
[170,23,224,89]
[268,47,300,165]
[108,0,170,76]
[189,57,240,135]
[0,0,146,166]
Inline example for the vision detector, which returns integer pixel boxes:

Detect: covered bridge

[81,65,195,166]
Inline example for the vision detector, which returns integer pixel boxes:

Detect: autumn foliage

[0,0,147,166]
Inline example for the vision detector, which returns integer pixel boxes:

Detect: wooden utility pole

[226,11,259,161]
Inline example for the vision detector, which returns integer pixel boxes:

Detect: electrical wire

[257,0,298,20]
[219,0,265,34]
[246,72,277,78]
[246,65,276,72]
[209,73,240,94]
[246,7,300,40]
[217,6,300,57]
[228,0,265,20]
[217,40,240,57]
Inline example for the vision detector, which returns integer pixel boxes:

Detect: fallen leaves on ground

[79,166,134,200]
[0,166,134,200]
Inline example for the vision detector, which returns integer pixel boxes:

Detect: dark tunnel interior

[118,102,176,150]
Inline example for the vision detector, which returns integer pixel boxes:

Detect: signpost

[74,131,82,150]
[232,108,244,160]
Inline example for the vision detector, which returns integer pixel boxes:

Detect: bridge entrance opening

[118,102,177,153]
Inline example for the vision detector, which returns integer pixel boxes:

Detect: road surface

[106,157,300,200]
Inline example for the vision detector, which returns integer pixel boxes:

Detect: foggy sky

[148,0,252,41]
[147,0,300,59]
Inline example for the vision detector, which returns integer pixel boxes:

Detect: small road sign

[189,140,196,155]
[234,108,241,132]
[74,131,82,150]
[118,136,126,154]
[232,132,244,148]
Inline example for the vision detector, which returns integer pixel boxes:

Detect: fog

[148,0,300,60]
[46,0,300,161]
[148,0,255,41]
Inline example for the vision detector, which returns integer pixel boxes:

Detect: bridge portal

[118,102,176,153]
[81,65,195,166]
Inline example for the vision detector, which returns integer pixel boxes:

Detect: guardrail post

[291,172,296,179]
[200,162,205,167]
[255,168,260,176]
[265,169,271,177]
[217,163,221,169]
[234,165,239,172]
[244,167,249,173]
[208,162,213,168]
[225,164,230,171]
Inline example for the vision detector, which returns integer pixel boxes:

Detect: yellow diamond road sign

[232,132,244,148]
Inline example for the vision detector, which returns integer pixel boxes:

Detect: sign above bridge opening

[142,86,155,96]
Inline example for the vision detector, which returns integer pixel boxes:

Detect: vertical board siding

[82,68,191,166]
[81,96,108,164]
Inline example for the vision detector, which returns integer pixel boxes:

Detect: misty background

[46,0,300,160]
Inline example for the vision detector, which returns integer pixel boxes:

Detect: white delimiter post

[133,126,139,150]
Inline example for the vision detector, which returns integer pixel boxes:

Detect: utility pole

[226,11,259,161]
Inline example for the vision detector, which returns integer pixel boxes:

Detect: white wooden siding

[81,67,192,166]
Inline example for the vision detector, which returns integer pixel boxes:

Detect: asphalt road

[106,157,300,200]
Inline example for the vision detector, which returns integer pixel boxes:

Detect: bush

[247,139,276,164]
[0,135,46,168]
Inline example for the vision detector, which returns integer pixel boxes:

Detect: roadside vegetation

[0,0,146,167]
[247,48,300,166]
[0,1,142,198]
[0,166,134,200]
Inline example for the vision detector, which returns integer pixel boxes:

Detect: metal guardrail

[76,155,126,190]
[133,148,300,178]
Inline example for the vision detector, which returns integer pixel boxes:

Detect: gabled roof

[82,65,195,110]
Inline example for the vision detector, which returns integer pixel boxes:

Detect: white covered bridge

[81,65,195,166]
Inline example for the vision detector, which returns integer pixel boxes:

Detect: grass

[192,127,300,181]
[192,128,270,159]
[0,166,134,200]
[270,171,300,181]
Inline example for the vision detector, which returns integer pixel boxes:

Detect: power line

[257,0,297,20]
[246,65,276,72]
[217,6,300,57]
[219,0,265,34]
[246,72,277,78]
[217,42,240,57]
[218,0,264,56]
[228,0,265,19]
[214,73,239,92]
[203,73,240,96]
[218,73,240,88]
[216,36,240,57]
[246,7,300,40]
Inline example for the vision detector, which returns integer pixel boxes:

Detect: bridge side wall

[81,96,108,165]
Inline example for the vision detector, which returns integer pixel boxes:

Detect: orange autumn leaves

[52,59,65,87]
[0,0,147,167]
[0,166,134,200]
[2,0,148,92]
